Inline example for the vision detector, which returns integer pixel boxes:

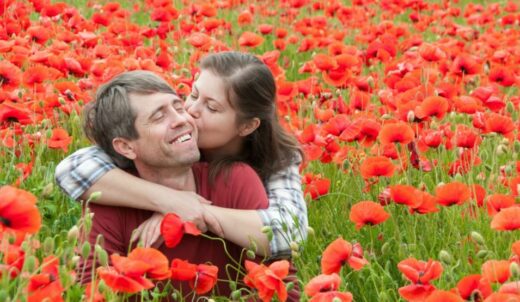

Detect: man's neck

[134,163,196,192]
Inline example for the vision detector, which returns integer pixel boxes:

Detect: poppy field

[1,0,520,301]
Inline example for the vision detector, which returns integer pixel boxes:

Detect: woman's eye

[189,94,198,100]
[207,105,217,112]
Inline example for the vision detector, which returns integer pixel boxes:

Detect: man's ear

[112,137,137,160]
[238,117,261,137]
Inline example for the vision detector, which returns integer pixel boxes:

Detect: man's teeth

[173,134,191,144]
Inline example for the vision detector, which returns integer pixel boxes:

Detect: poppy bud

[290,241,299,251]
[291,250,300,258]
[406,110,415,123]
[286,281,294,291]
[21,241,29,252]
[261,226,273,241]
[476,250,489,259]
[71,255,81,268]
[381,114,392,120]
[381,242,391,255]
[513,141,520,152]
[471,231,486,245]
[43,237,54,254]
[246,250,256,260]
[496,144,508,155]
[88,191,102,201]
[81,241,91,259]
[58,97,66,105]
[24,255,37,272]
[231,290,241,300]
[510,262,520,279]
[307,226,315,236]
[97,247,108,267]
[249,241,257,252]
[439,250,453,265]
[68,225,80,242]
[453,173,463,182]
[229,281,237,291]
[98,280,107,293]
[333,298,342,302]
[41,183,53,197]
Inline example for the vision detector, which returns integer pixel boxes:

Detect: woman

[55,52,307,258]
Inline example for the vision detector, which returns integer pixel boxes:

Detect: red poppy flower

[424,290,464,302]
[512,241,520,258]
[84,281,104,302]
[170,259,197,281]
[321,238,368,274]
[484,293,520,302]
[160,213,201,248]
[190,264,218,294]
[0,61,22,91]
[399,284,436,302]
[360,156,395,179]
[456,274,492,301]
[304,273,341,297]
[415,96,449,120]
[97,266,154,294]
[47,128,72,152]
[127,248,170,280]
[499,281,520,295]
[451,54,481,76]
[389,185,422,208]
[489,65,516,87]
[485,194,515,216]
[27,256,64,302]
[339,117,380,146]
[454,125,481,149]
[481,260,510,283]
[453,96,483,114]
[378,122,415,145]
[0,242,25,278]
[309,291,353,302]
[0,102,33,125]
[303,174,331,200]
[238,32,264,48]
[0,186,41,237]
[244,260,289,302]
[435,182,471,207]
[411,191,439,215]
[484,113,515,140]
[418,43,446,62]
[349,201,390,229]
[398,258,443,284]
[490,207,520,231]
[313,54,338,71]
[188,33,211,49]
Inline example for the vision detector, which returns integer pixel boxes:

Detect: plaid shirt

[55,146,308,258]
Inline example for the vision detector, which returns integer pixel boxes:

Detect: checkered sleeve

[258,155,308,258]
[54,146,116,200]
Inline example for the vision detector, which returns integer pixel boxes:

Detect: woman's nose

[186,102,200,118]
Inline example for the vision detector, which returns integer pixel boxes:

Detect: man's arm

[54,146,218,233]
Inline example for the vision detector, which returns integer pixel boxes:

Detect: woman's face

[184,70,243,153]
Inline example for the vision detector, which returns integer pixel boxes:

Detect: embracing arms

[55,146,308,257]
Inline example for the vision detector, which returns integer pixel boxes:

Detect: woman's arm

[258,157,308,258]
[54,146,220,233]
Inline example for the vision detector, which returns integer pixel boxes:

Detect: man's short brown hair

[83,70,177,168]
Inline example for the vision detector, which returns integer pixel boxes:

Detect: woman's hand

[131,212,164,248]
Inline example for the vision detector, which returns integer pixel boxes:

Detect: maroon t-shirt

[81,162,268,296]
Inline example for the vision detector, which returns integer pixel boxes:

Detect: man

[77,70,271,296]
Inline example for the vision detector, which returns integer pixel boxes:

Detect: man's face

[123,92,200,169]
